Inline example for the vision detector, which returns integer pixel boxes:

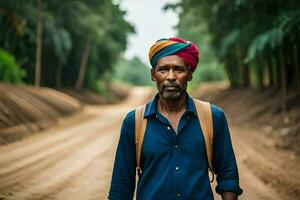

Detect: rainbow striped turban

[149,37,199,72]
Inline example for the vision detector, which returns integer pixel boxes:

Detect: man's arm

[211,105,243,197]
[108,112,136,200]
[221,192,238,200]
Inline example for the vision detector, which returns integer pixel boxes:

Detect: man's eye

[159,68,167,72]
[175,68,184,72]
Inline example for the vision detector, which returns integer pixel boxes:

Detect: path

[0,87,298,200]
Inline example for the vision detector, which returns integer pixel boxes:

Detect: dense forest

[112,57,152,86]
[167,0,300,88]
[1,0,299,97]
[0,0,134,91]
[165,0,300,112]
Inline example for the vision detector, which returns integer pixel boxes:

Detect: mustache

[162,83,181,88]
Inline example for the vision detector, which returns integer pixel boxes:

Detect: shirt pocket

[141,126,171,161]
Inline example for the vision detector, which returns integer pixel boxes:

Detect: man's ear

[151,69,156,82]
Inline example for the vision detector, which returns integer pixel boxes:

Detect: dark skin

[151,55,238,200]
[151,55,191,132]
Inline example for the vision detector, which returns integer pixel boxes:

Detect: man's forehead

[156,55,187,67]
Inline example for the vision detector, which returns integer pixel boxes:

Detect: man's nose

[166,70,176,81]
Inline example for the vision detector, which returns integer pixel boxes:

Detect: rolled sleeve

[216,179,243,195]
[211,105,243,195]
[108,111,136,200]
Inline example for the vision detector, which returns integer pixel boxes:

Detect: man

[108,37,242,200]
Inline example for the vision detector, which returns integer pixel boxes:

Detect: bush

[113,57,153,86]
[189,62,227,90]
[197,66,226,82]
[0,49,26,83]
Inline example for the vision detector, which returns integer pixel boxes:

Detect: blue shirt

[108,93,242,200]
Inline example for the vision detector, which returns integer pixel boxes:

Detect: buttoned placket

[173,112,193,199]
[155,111,193,199]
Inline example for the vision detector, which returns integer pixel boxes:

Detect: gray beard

[161,90,181,100]
[157,82,187,100]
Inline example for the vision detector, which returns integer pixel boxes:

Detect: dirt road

[0,87,298,200]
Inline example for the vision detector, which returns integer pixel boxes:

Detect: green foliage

[166,0,228,88]
[113,57,153,86]
[220,30,241,59]
[168,0,300,89]
[0,48,26,83]
[197,65,226,83]
[189,62,227,90]
[245,28,283,63]
[0,0,134,89]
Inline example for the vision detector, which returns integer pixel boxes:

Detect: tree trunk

[35,0,43,87]
[267,55,274,87]
[241,52,249,87]
[293,44,300,89]
[235,45,243,86]
[275,53,281,88]
[75,38,91,90]
[256,58,264,89]
[280,45,287,113]
[258,67,264,88]
[241,63,249,87]
[55,63,62,88]
[224,58,236,88]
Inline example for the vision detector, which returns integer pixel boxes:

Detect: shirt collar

[144,92,198,118]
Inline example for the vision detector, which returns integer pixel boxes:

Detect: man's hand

[221,192,238,200]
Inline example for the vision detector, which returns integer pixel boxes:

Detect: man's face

[151,55,192,100]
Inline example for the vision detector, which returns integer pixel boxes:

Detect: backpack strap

[134,105,147,176]
[193,99,215,182]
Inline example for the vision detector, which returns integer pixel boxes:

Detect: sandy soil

[0,86,299,200]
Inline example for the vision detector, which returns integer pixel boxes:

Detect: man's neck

[157,93,187,114]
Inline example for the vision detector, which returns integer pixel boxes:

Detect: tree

[167,0,300,93]
[0,48,26,83]
[0,0,134,92]
[35,0,43,87]
[113,57,152,86]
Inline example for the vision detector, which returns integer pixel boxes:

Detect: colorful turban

[149,37,199,72]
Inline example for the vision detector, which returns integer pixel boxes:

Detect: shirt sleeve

[108,111,136,200]
[211,105,243,195]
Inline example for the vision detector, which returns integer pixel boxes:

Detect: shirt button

[167,126,171,130]
[174,145,178,148]
[175,167,179,171]
[177,193,181,197]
